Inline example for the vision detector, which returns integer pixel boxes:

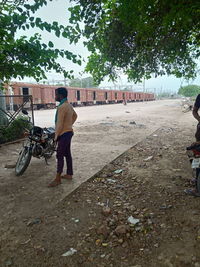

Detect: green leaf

[35,17,42,26]
[55,30,60,37]
[48,41,54,48]
[17,7,23,13]
[62,31,69,38]
[24,4,31,10]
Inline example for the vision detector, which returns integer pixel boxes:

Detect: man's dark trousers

[56,131,73,175]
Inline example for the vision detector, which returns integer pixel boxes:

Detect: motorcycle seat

[187,143,200,151]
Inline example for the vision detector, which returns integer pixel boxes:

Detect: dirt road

[0,99,197,266]
[0,99,182,212]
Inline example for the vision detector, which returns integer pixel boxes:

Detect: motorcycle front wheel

[15,146,32,176]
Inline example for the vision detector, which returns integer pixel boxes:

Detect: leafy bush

[178,85,200,97]
[0,116,31,144]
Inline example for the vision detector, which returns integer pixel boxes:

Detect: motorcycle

[15,110,56,176]
[186,143,200,193]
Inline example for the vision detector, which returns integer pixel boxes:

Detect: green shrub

[0,116,32,144]
[178,85,200,97]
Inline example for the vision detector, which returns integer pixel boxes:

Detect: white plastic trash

[62,248,77,257]
[128,216,140,225]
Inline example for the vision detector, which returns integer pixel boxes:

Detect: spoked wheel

[15,146,32,176]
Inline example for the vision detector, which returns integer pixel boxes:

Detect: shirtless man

[184,94,200,196]
[48,87,77,187]
[193,94,200,141]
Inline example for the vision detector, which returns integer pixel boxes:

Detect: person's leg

[195,123,200,141]
[62,132,73,179]
[48,135,66,187]
[185,125,200,192]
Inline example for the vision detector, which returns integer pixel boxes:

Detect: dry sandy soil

[0,99,199,267]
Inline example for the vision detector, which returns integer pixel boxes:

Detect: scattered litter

[127,216,140,225]
[114,169,123,174]
[21,239,31,245]
[71,218,79,223]
[27,218,41,226]
[97,202,104,207]
[107,179,116,183]
[144,156,153,161]
[125,111,130,113]
[62,248,77,257]
[153,134,158,137]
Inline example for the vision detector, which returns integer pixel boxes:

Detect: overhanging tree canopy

[0,0,81,84]
[69,0,200,83]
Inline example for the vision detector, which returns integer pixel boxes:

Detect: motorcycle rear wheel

[15,146,32,176]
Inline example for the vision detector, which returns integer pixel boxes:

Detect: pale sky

[17,0,200,94]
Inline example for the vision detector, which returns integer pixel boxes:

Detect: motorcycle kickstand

[45,157,49,165]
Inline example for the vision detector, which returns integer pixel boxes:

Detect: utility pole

[143,78,145,93]
[64,77,66,86]
[79,71,84,88]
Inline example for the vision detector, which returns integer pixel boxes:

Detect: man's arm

[72,110,77,124]
[193,95,200,122]
[55,107,65,140]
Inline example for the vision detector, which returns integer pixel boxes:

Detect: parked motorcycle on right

[185,143,200,196]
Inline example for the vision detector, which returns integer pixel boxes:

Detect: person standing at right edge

[48,87,77,187]
[184,94,200,196]
[193,94,200,141]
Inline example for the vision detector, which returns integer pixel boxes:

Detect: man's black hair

[55,87,68,98]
